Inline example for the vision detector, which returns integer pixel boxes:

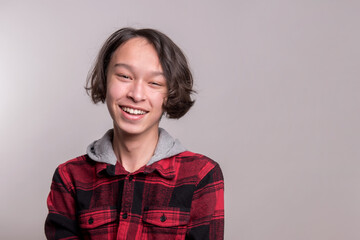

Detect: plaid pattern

[45,151,224,239]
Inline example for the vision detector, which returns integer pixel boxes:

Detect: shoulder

[55,155,100,186]
[57,154,93,173]
[176,151,220,168]
[174,151,223,184]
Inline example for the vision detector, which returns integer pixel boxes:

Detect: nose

[127,80,146,102]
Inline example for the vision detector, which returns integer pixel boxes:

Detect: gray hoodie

[86,128,186,166]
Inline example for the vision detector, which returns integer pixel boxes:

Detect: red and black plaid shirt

[45,151,224,239]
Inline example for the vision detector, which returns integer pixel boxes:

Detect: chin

[114,123,151,136]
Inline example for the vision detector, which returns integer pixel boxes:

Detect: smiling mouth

[121,106,147,115]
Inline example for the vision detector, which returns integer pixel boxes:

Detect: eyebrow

[113,63,164,77]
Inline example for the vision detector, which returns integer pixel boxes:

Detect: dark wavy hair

[85,27,195,119]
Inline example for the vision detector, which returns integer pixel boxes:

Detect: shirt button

[129,175,134,181]
[88,217,94,224]
[122,213,128,219]
[160,214,167,222]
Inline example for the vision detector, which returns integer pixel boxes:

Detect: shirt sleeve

[45,167,81,240]
[186,163,225,240]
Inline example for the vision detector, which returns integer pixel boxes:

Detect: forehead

[111,37,159,63]
[119,37,151,50]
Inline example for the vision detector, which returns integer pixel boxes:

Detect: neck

[112,126,159,173]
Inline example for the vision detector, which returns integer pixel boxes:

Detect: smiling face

[105,37,167,137]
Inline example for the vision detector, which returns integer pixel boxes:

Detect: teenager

[45,27,224,240]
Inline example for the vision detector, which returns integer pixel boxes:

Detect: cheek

[156,93,168,110]
[105,87,114,108]
[107,81,125,100]
[162,91,168,106]
[162,95,168,105]
[105,95,112,110]
[105,82,122,113]
[105,93,115,119]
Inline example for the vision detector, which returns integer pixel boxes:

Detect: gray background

[1,0,359,239]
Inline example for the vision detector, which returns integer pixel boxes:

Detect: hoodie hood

[86,128,186,166]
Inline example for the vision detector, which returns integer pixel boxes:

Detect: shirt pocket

[142,207,190,240]
[78,207,118,239]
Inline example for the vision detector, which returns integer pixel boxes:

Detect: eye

[150,82,161,86]
[116,74,132,80]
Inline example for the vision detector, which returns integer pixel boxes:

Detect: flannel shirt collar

[90,128,185,179]
[95,155,177,179]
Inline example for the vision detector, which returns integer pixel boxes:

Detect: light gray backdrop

[1,0,359,239]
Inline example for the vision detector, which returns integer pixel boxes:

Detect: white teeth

[121,107,146,115]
